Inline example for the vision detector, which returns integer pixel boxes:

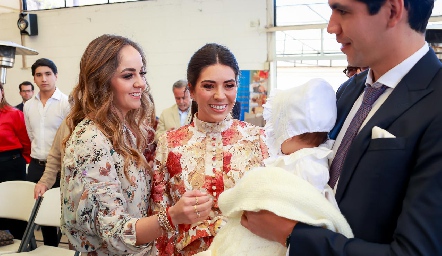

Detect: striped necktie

[328,83,387,188]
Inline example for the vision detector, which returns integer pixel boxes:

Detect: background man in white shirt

[155,79,192,141]
[24,58,70,247]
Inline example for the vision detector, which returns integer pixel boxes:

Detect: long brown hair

[0,83,12,110]
[64,34,153,176]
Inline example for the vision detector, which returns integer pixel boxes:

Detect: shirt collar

[35,87,62,101]
[178,107,190,115]
[193,113,232,134]
[366,43,429,89]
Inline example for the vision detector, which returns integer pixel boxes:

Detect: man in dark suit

[15,81,34,111]
[241,0,442,255]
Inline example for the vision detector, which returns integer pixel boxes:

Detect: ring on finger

[195,197,199,205]
[196,211,200,217]
[194,205,197,213]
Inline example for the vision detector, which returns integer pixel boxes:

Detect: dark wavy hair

[356,0,434,33]
[187,43,240,122]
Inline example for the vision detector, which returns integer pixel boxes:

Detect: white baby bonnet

[263,78,337,158]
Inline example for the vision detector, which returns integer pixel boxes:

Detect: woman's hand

[34,183,48,199]
[169,190,213,225]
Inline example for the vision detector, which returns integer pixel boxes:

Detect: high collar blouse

[151,114,268,256]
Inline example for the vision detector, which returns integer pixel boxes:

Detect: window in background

[24,0,145,10]
[276,29,343,60]
[275,0,330,26]
[25,0,66,10]
[273,0,442,90]
[66,0,108,7]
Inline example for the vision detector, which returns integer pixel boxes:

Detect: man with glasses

[15,81,34,111]
[343,66,368,78]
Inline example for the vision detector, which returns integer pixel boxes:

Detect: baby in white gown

[203,78,353,256]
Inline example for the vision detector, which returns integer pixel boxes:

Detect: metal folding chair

[6,187,79,256]
[0,181,41,255]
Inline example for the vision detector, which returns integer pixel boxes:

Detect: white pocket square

[372,126,396,139]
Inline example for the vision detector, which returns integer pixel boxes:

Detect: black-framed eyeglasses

[343,67,360,74]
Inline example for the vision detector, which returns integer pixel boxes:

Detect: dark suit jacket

[15,102,24,112]
[289,49,442,255]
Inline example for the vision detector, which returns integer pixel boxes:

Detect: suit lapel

[335,49,442,202]
[172,104,180,127]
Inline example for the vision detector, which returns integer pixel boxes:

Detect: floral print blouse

[151,115,269,256]
[61,119,153,256]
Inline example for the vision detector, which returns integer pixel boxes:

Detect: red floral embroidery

[183,239,203,254]
[167,127,192,148]
[237,120,247,128]
[222,127,241,145]
[166,152,183,178]
[178,224,191,233]
[203,172,224,207]
[151,184,165,202]
[195,229,210,238]
[223,152,232,174]
[151,172,166,202]
[258,129,269,159]
[156,235,175,256]
[179,229,211,254]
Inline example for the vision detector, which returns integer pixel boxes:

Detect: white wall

[0,0,267,115]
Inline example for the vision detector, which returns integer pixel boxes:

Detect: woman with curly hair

[61,34,212,256]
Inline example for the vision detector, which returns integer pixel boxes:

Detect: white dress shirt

[331,43,429,190]
[178,108,190,126]
[24,88,71,160]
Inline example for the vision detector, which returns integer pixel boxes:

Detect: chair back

[0,181,36,221]
[34,187,61,227]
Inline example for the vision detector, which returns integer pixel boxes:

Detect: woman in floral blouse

[151,43,269,255]
[61,34,212,256]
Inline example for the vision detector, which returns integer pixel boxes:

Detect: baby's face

[280,135,316,155]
